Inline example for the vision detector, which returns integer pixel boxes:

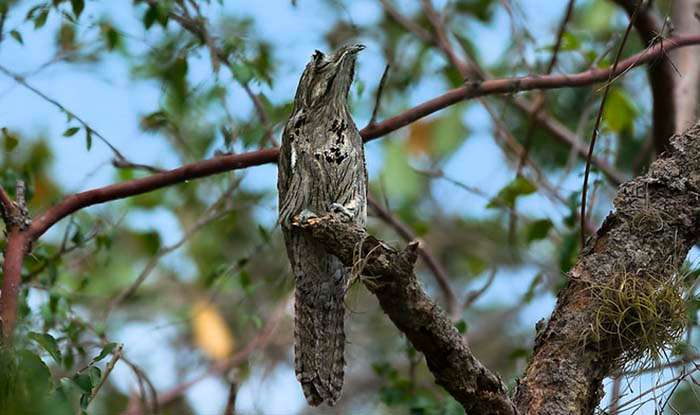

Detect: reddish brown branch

[26,34,700,241]
[27,149,277,240]
[0,231,29,338]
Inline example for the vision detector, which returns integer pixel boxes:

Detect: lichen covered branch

[514,121,700,414]
[294,215,517,414]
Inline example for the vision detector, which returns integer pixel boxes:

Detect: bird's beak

[351,44,366,53]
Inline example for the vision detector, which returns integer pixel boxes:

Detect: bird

[277,44,367,406]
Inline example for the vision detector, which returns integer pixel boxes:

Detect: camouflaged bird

[277,44,367,406]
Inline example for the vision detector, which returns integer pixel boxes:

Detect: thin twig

[104,181,240,318]
[369,64,390,126]
[368,194,459,317]
[580,0,641,247]
[86,344,124,409]
[379,0,433,44]
[0,64,127,160]
[0,185,14,220]
[122,296,290,415]
[516,0,576,173]
[223,378,238,415]
[463,269,497,309]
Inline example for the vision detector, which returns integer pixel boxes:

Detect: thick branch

[612,0,677,152]
[514,120,700,414]
[0,231,30,338]
[295,214,517,414]
[27,148,277,239]
[368,195,459,316]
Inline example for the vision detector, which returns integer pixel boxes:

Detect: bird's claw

[329,202,354,222]
[294,209,319,225]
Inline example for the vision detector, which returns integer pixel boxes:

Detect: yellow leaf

[406,121,432,155]
[191,300,235,361]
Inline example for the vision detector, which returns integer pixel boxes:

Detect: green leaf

[383,140,422,202]
[34,9,49,29]
[101,23,120,50]
[85,129,92,150]
[239,271,253,294]
[28,332,62,364]
[26,5,43,20]
[80,393,90,410]
[231,62,254,84]
[453,0,494,21]
[522,273,543,303]
[526,219,553,243]
[18,349,53,392]
[487,177,537,209]
[91,343,117,363]
[431,109,468,159]
[63,127,80,137]
[70,0,84,18]
[135,231,161,255]
[455,320,468,334]
[71,372,93,393]
[10,30,23,44]
[560,31,581,51]
[604,88,637,133]
[87,366,102,386]
[582,0,615,32]
[2,128,19,151]
[143,5,157,29]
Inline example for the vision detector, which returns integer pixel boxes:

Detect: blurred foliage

[0,0,698,413]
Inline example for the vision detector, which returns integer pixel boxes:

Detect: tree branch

[0,231,30,338]
[2,33,700,340]
[514,120,700,414]
[27,33,700,241]
[671,0,700,132]
[294,214,517,414]
[382,0,625,185]
[0,185,14,220]
[581,0,640,247]
[368,195,458,317]
[612,0,677,153]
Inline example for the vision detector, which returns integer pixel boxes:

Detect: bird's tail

[293,251,347,406]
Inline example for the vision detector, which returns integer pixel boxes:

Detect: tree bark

[0,230,30,339]
[514,121,700,414]
[672,1,700,133]
[295,215,517,414]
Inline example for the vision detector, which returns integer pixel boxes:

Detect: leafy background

[0,0,699,414]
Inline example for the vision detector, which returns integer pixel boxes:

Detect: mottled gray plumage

[277,44,367,406]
